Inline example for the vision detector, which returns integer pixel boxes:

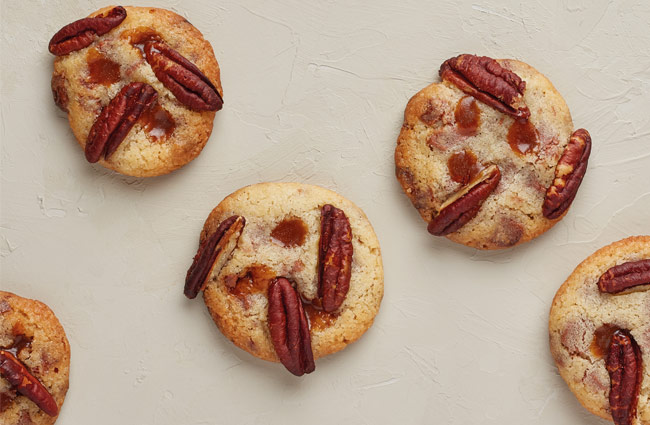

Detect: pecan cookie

[183,183,384,376]
[49,6,223,177]
[549,236,650,425]
[396,54,591,249]
[1,291,70,425]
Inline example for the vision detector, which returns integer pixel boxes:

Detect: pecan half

[318,205,353,313]
[606,330,643,425]
[439,54,530,119]
[428,164,501,236]
[0,350,58,416]
[48,6,127,56]
[542,129,591,219]
[85,82,157,163]
[267,277,315,376]
[184,216,245,299]
[598,259,650,294]
[144,41,223,111]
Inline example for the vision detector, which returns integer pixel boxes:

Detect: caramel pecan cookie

[183,183,384,376]
[396,54,591,249]
[1,291,70,425]
[50,6,223,177]
[549,236,650,425]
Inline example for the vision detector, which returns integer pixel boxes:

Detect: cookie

[182,183,384,376]
[0,291,70,425]
[49,6,223,177]
[395,54,591,249]
[549,236,650,425]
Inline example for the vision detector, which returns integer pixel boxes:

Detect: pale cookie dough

[1,291,70,425]
[396,57,577,249]
[190,183,384,367]
[51,6,222,177]
[549,236,650,424]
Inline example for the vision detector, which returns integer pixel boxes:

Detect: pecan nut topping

[0,350,58,416]
[439,54,530,119]
[598,259,650,294]
[144,41,223,111]
[542,128,591,219]
[48,6,127,56]
[606,330,643,425]
[85,82,158,163]
[318,205,353,313]
[184,216,246,299]
[267,277,315,376]
[428,164,501,236]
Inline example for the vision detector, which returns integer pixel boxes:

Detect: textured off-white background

[1,0,650,424]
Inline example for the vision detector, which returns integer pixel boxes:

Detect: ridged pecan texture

[439,54,530,119]
[184,216,245,299]
[48,6,127,56]
[267,277,315,376]
[0,350,58,416]
[428,164,501,236]
[542,128,591,219]
[144,41,223,111]
[598,259,650,294]
[606,330,643,425]
[318,204,353,313]
[85,82,157,163]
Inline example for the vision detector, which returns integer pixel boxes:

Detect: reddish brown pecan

[85,82,157,163]
[542,129,591,219]
[606,330,643,425]
[0,350,58,416]
[184,216,245,299]
[48,6,127,56]
[143,42,223,111]
[598,259,650,294]
[439,54,530,119]
[318,205,353,313]
[267,277,315,376]
[428,164,501,236]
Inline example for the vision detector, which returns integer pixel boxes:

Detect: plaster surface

[1,0,649,423]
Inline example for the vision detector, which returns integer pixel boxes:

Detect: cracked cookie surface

[195,183,384,364]
[549,236,650,424]
[51,6,222,177]
[0,291,70,425]
[396,59,575,249]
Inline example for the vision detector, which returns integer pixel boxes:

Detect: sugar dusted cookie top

[0,291,70,425]
[549,236,650,425]
[50,6,222,177]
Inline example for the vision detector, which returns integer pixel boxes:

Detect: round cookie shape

[0,291,70,425]
[183,183,384,375]
[549,236,650,425]
[50,6,223,177]
[395,54,590,249]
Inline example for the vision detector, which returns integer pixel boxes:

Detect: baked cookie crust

[549,236,650,424]
[396,58,577,249]
[0,291,70,425]
[191,183,384,365]
[51,6,222,177]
